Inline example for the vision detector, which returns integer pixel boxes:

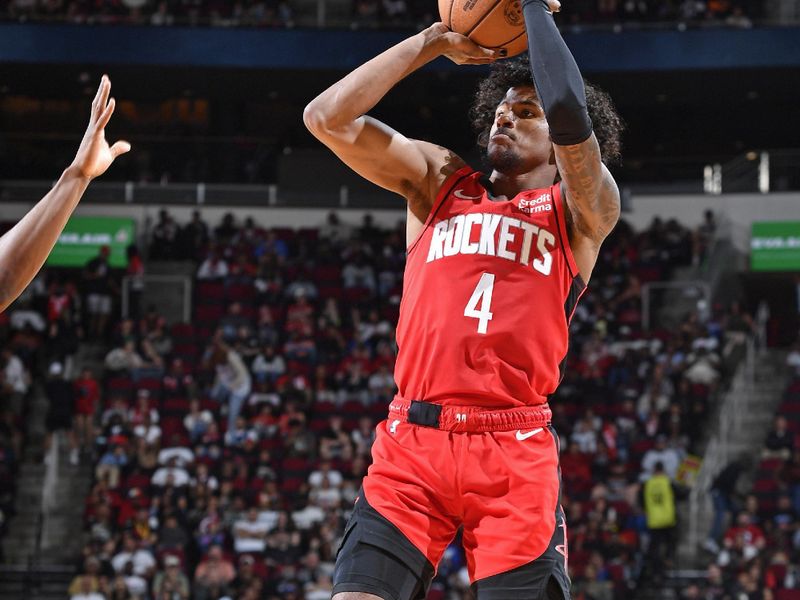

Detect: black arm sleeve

[522,0,593,146]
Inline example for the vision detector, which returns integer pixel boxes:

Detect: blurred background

[0,1,799,599]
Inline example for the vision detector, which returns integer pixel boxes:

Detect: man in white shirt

[233,507,270,553]
[640,435,682,482]
[209,343,252,435]
[151,457,190,487]
[158,445,195,468]
[111,534,156,578]
[308,460,343,489]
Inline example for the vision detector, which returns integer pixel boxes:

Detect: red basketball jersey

[394,166,586,409]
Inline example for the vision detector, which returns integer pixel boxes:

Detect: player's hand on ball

[430,23,502,65]
[71,75,131,180]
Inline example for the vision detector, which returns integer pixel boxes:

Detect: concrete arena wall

[2,192,798,254]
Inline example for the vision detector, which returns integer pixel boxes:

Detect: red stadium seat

[227,283,255,302]
[197,281,225,300]
[195,304,224,322]
[107,377,134,393]
[170,323,195,340]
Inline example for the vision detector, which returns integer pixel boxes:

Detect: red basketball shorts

[361,398,566,583]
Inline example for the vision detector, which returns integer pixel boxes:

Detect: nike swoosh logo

[515,427,544,441]
[454,189,483,201]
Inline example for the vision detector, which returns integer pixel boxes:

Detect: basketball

[439,0,528,57]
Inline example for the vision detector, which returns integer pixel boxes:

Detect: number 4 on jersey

[464,272,495,334]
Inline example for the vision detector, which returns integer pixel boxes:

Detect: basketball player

[0,76,130,312]
[304,0,623,596]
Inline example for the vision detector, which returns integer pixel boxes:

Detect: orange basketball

[439,0,528,57]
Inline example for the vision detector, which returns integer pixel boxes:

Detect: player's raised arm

[303,25,499,218]
[522,0,620,281]
[0,75,130,312]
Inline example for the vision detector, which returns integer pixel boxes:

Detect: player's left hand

[71,75,131,180]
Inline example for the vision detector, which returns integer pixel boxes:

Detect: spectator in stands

[183,398,214,442]
[251,344,286,383]
[255,230,289,262]
[150,1,175,26]
[219,302,253,343]
[214,213,238,245]
[318,415,352,461]
[83,245,115,338]
[157,436,193,467]
[284,416,317,459]
[157,513,189,551]
[0,347,28,416]
[683,346,721,388]
[355,308,391,347]
[68,556,105,600]
[196,248,229,280]
[225,415,258,448]
[181,210,209,260]
[8,298,46,333]
[231,553,260,598]
[207,339,252,435]
[44,318,79,378]
[121,559,148,597]
[73,367,100,458]
[104,339,150,379]
[722,301,755,363]
[152,554,191,599]
[151,455,189,487]
[342,250,376,295]
[163,357,196,399]
[319,212,351,244]
[112,532,156,578]
[43,360,77,462]
[367,362,395,402]
[641,435,682,482]
[351,416,376,457]
[95,443,128,488]
[125,244,145,321]
[193,545,236,600]
[141,316,172,365]
[764,415,795,460]
[787,340,800,377]
[129,389,158,428]
[705,457,748,553]
[150,209,179,260]
[642,461,678,579]
[719,510,766,566]
[692,209,717,266]
[284,269,318,300]
[228,251,258,283]
[233,506,271,553]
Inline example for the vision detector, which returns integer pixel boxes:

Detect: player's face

[487,85,553,174]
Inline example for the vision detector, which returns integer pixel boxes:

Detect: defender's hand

[70,75,131,180]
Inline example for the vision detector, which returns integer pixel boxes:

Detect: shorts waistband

[387,397,552,433]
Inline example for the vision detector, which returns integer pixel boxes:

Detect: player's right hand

[70,75,131,180]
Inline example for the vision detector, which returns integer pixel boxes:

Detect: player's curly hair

[470,55,624,165]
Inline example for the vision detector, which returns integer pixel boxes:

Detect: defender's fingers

[110,140,131,158]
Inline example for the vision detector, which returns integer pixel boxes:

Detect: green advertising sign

[46,216,135,268]
[751,221,800,272]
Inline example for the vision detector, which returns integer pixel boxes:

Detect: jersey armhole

[406,166,474,254]
[553,183,584,286]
